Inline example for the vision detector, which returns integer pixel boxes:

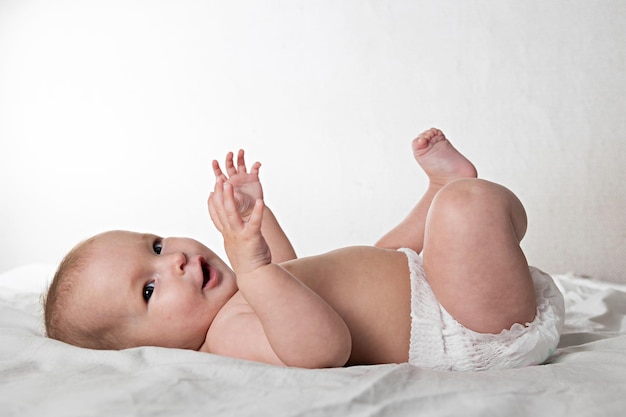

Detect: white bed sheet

[1,265,626,417]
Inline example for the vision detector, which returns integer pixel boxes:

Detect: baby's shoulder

[201,292,284,364]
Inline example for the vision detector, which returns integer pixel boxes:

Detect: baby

[44,128,564,371]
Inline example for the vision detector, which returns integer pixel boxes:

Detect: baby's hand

[208,178,271,275]
[212,150,263,221]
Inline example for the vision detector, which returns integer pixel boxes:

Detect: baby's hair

[43,236,124,350]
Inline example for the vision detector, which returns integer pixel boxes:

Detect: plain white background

[1,0,624,282]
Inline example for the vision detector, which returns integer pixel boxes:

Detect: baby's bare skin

[51,128,534,369]
[286,129,479,365]
[206,128,479,365]
[279,247,411,365]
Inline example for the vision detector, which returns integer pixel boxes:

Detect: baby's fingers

[207,192,223,231]
[236,149,248,174]
[209,179,229,230]
[210,179,242,231]
[212,160,227,182]
[222,182,243,228]
[247,198,264,232]
[249,161,261,177]
[225,151,238,177]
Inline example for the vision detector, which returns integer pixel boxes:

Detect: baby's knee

[434,179,502,210]
[434,179,527,239]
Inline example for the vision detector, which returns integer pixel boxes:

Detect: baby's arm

[212,150,296,263]
[208,179,352,368]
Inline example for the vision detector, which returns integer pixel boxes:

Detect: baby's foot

[413,128,477,187]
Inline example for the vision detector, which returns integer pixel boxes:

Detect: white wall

[1,0,625,282]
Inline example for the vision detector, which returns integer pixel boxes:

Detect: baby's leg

[422,178,536,334]
[375,128,477,253]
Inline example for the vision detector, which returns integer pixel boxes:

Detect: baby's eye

[143,282,155,301]
[153,240,163,255]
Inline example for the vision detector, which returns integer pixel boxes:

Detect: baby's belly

[281,246,412,364]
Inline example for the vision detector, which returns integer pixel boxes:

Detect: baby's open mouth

[201,261,211,289]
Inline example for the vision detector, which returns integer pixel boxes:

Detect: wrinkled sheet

[1,265,625,417]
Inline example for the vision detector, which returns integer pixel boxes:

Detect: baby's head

[44,230,237,351]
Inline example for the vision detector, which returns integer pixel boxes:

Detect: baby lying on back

[44,128,564,370]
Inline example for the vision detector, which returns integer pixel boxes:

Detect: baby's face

[78,230,237,350]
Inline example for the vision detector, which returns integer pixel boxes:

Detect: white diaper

[399,248,565,372]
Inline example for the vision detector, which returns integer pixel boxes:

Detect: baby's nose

[166,252,187,274]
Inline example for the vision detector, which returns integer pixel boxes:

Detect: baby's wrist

[234,262,275,282]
